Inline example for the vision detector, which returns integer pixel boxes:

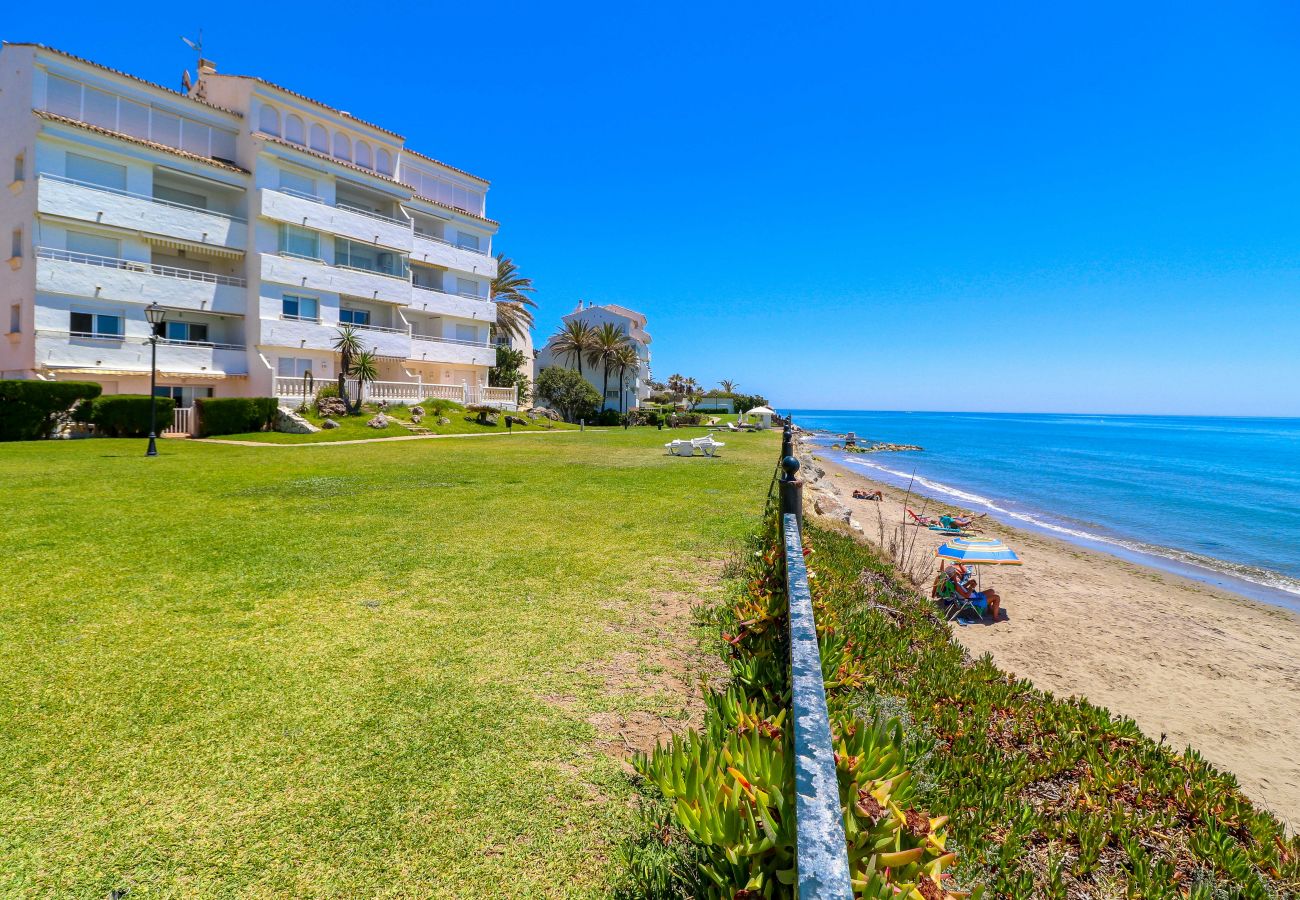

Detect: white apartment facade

[537,302,653,411]
[0,43,514,420]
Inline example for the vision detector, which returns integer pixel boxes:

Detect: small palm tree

[333,325,364,411]
[612,344,640,414]
[551,319,597,377]
[492,254,537,343]
[593,323,629,410]
[719,379,738,394]
[349,349,379,406]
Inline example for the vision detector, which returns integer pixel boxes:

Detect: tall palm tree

[491,254,537,343]
[349,350,380,405]
[666,373,688,399]
[550,319,597,377]
[333,325,364,411]
[612,344,640,414]
[719,379,738,394]
[593,323,629,410]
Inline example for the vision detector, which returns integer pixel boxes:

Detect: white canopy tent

[740,405,776,429]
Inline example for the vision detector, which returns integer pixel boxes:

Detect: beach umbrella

[934,537,1022,565]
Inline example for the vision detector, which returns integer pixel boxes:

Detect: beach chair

[691,435,726,457]
[906,508,937,527]
[665,439,693,456]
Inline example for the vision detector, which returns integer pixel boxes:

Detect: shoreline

[800,442,1300,829]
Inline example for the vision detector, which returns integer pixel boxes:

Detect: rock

[411,405,425,416]
[320,418,340,430]
[411,414,422,424]
[437,416,451,425]
[317,396,348,418]
[812,491,852,524]
[526,406,560,421]
[367,414,389,429]
[483,414,499,427]
[274,406,320,434]
[378,399,389,411]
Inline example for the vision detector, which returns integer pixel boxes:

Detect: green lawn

[218,402,581,444]
[0,428,776,897]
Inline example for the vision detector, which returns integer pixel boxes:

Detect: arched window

[376,149,393,175]
[355,141,372,169]
[285,114,305,145]
[332,132,351,162]
[309,123,328,153]
[258,104,279,136]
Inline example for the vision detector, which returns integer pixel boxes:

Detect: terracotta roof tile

[221,75,402,139]
[5,42,241,116]
[33,110,249,174]
[400,146,490,187]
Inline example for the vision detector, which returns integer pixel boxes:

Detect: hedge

[0,380,102,441]
[74,394,176,438]
[195,397,278,437]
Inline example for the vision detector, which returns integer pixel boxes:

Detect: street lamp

[144,302,166,457]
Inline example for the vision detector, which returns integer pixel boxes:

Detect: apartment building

[537,302,652,411]
[0,43,514,424]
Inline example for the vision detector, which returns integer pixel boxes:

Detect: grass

[0,427,776,897]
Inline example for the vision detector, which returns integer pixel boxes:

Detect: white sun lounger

[691,435,726,457]
[665,439,695,456]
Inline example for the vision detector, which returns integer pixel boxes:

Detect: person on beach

[853,489,883,501]
[938,564,1002,623]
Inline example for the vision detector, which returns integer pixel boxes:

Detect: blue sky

[9,1,1300,415]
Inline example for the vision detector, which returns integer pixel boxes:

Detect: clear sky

[8,1,1300,415]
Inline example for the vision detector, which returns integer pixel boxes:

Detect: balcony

[411,232,497,278]
[37,174,247,252]
[409,333,494,367]
[260,188,413,252]
[409,285,497,322]
[35,247,246,316]
[350,322,412,359]
[259,316,412,358]
[261,253,412,306]
[34,329,248,376]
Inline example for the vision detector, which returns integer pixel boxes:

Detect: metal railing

[39,173,246,222]
[36,246,247,287]
[410,333,492,348]
[778,426,854,898]
[335,199,409,227]
[411,230,490,258]
[41,328,244,351]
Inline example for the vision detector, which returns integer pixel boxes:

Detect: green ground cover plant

[73,394,175,437]
[0,429,775,897]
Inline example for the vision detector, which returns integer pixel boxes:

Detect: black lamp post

[144,302,166,457]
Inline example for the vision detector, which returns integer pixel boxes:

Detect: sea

[788,411,1300,612]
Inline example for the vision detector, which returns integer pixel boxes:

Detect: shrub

[595,409,621,426]
[0,380,102,441]
[315,383,340,400]
[535,367,600,423]
[195,397,278,437]
[691,407,730,415]
[421,397,465,418]
[75,394,176,438]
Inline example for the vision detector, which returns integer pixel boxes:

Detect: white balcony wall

[36,253,246,315]
[411,232,497,278]
[261,253,411,306]
[409,335,493,367]
[259,317,341,352]
[261,188,412,252]
[356,327,412,359]
[37,175,247,251]
[34,331,247,375]
[409,285,497,322]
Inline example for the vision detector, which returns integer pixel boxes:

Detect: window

[309,123,329,153]
[83,87,117,129]
[355,141,372,169]
[10,227,21,260]
[455,231,480,252]
[339,307,371,326]
[70,311,123,338]
[279,224,320,259]
[154,385,212,408]
[66,152,127,190]
[375,149,393,175]
[154,184,207,209]
[259,104,280,136]
[278,168,317,198]
[12,153,24,184]
[332,133,352,162]
[276,357,314,377]
[282,294,319,321]
[334,238,406,277]
[162,321,209,343]
[455,277,480,298]
[285,114,305,145]
[9,304,20,334]
[46,75,82,118]
[66,230,121,260]
[454,323,479,343]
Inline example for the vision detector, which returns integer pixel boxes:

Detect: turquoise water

[789,411,1300,610]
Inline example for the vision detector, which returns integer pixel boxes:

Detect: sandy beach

[801,445,1300,829]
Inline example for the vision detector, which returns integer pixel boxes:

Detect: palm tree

[593,323,629,411]
[612,344,640,414]
[550,319,597,377]
[666,373,688,399]
[719,379,738,394]
[349,349,379,405]
[491,254,537,343]
[333,325,364,411]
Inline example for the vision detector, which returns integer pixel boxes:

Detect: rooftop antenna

[180,30,202,92]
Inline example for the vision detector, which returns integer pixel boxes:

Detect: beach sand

[802,447,1300,830]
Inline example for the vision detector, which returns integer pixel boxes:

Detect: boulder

[317,396,348,418]
[411,414,423,424]
[812,491,852,524]
[367,414,389,429]
[483,414,499,427]
[411,405,425,416]
[274,406,320,434]
[437,416,451,425]
[526,406,560,421]
[320,418,340,430]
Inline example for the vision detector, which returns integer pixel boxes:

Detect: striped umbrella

[934,537,1022,565]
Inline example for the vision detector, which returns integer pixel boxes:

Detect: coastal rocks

[320,418,340,430]
[274,406,320,434]
[317,396,348,418]
[811,491,852,525]
[367,414,390,429]
[835,442,923,454]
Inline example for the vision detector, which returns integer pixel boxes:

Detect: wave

[833,453,1300,600]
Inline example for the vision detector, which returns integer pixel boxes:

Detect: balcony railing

[412,230,490,258]
[39,174,246,222]
[41,329,245,351]
[343,320,409,334]
[335,200,409,227]
[411,333,492,348]
[37,246,247,287]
